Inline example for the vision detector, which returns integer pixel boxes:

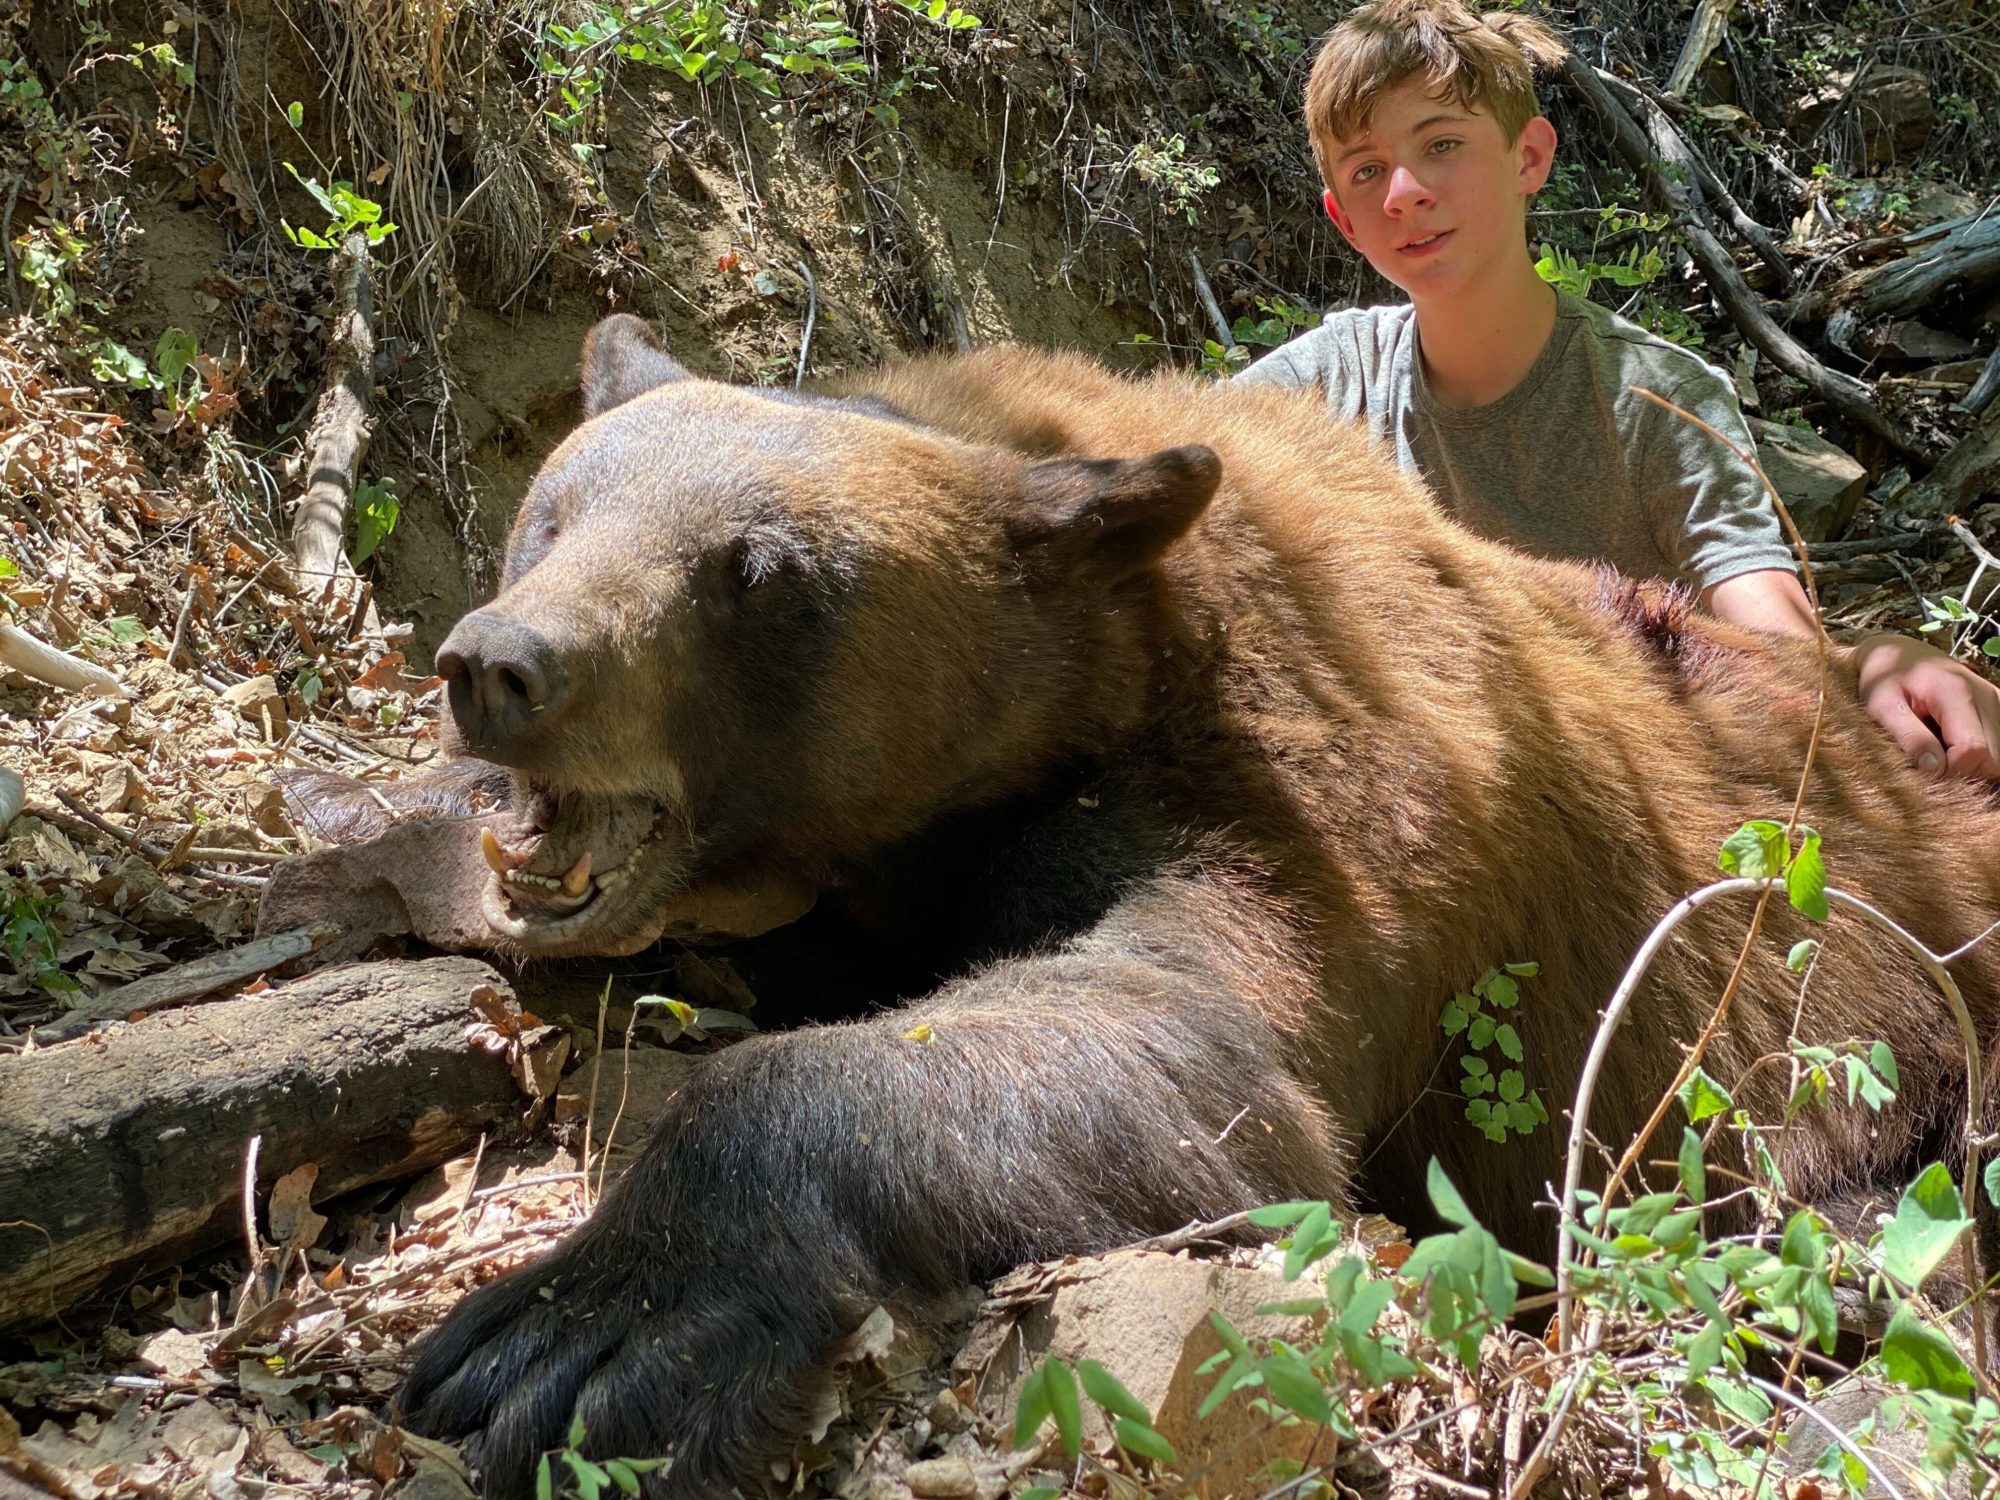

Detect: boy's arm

[1704,568,2000,781]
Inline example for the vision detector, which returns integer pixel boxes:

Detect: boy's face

[1321,76,1556,304]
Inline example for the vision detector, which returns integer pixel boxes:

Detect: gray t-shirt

[1234,291,1794,592]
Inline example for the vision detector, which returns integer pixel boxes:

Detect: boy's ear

[1322,189,1356,243]
[1516,116,1558,196]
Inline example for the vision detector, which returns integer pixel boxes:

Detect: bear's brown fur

[390,316,2000,1498]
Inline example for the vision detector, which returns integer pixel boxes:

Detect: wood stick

[1788,212,2000,328]
[1902,397,2000,520]
[0,621,128,698]
[1560,56,1925,461]
[1187,251,1236,350]
[1964,343,2000,419]
[0,956,522,1326]
[36,923,341,1041]
[292,233,378,620]
[1665,0,1738,97]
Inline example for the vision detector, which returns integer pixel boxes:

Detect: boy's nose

[1383,164,1435,212]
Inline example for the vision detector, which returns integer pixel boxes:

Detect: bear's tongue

[478,793,665,917]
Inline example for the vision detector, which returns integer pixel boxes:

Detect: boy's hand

[1849,631,2000,782]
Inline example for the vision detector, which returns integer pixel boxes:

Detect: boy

[1237,0,2000,781]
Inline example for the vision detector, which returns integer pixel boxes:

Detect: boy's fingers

[1862,683,1948,776]
[1920,668,2000,782]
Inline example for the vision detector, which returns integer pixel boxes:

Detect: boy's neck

[1409,264,1559,409]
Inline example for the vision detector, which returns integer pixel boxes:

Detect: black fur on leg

[400,870,1348,1497]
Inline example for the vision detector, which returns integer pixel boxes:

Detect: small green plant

[1229,295,1319,349]
[533,1418,667,1500]
[1441,962,1546,1141]
[1534,240,1666,300]
[3,890,78,996]
[351,476,400,565]
[1718,817,1828,919]
[277,103,397,250]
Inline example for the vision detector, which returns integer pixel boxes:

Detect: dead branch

[37,923,342,1042]
[292,232,379,620]
[1561,57,1925,460]
[0,956,522,1327]
[1187,252,1236,350]
[1665,0,1738,97]
[1965,344,2000,419]
[0,621,129,698]
[1602,71,1792,290]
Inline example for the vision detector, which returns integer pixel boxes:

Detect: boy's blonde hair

[1305,0,1568,189]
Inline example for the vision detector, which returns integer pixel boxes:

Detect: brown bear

[365,315,2000,1498]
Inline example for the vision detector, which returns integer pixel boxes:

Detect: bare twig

[794,259,818,390]
[37,923,341,1042]
[1665,0,1738,97]
[1187,251,1236,350]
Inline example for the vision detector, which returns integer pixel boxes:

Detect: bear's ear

[579,314,690,419]
[1008,446,1221,583]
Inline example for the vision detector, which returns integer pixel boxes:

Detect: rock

[1795,63,1933,171]
[219,675,288,739]
[970,1251,1323,1497]
[1786,1377,1972,1498]
[1748,418,1868,543]
[904,1458,977,1499]
[1853,319,1978,364]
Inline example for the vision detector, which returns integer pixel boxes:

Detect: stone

[970,1251,1324,1497]
[1795,63,1933,171]
[904,1457,978,1498]
[1748,418,1868,543]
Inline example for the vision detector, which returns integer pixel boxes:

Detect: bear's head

[438,316,1221,956]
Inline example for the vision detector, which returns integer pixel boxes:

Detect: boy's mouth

[1399,230,1452,256]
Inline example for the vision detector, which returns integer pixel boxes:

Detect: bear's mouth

[475,786,682,942]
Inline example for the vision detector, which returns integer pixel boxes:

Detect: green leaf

[1113,1416,1176,1465]
[1078,1359,1150,1425]
[1678,1126,1706,1204]
[1984,1156,2000,1209]
[1283,1200,1334,1279]
[1257,1351,1333,1424]
[1502,961,1539,977]
[285,99,303,127]
[1869,1041,1899,1093]
[1493,1023,1523,1062]
[1881,1163,1971,1289]
[1045,1358,1082,1459]
[1702,1375,1774,1426]
[1879,1303,1974,1396]
[1786,827,1828,921]
[602,1461,641,1496]
[1678,1067,1732,1124]
[1011,1363,1050,1448]
[535,1456,553,1500]
[1016,1490,1060,1500]
[1466,1014,1495,1048]
[1426,1160,1474,1229]
[1208,1310,1250,1357]
[1718,819,1788,879]
[1482,972,1521,1007]
[1786,938,1819,971]
[1439,998,1468,1035]
[1684,1318,1723,1379]
[1246,1200,1322,1229]
[1497,1069,1524,1103]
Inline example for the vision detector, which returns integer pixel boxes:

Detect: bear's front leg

[400,934,1347,1499]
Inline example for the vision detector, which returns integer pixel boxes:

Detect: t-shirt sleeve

[1640,368,1798,593]
[1234,331,1327,390]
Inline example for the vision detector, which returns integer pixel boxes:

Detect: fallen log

[1787,213,2000,331]
[0,955,522,1329]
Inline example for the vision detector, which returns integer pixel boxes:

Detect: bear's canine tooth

[561,851,594,896]
[480,826,512,876]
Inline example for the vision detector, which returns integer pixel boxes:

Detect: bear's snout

[436,612,571,764]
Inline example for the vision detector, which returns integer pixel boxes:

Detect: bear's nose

[435,613,569,761]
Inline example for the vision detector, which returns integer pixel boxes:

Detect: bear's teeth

[561,851,594,896]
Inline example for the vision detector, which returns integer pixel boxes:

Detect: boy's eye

[1427,137,1461,154]
[1352,163,1381,184]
